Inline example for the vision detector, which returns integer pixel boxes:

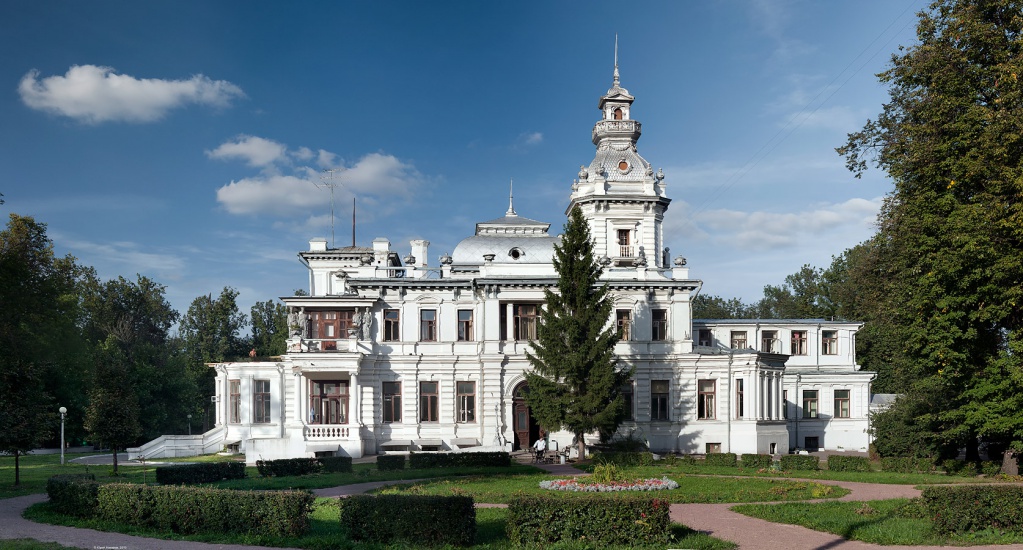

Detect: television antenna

[316,169,345,248]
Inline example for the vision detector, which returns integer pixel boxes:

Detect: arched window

[613,107,623,120]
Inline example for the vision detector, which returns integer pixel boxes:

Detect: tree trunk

[1002,450,1019,476]
[965,437,980,462]
[112,446,118,475]
[576,432,585,461]
[14,451,20,486]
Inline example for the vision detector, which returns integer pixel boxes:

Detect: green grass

[0,452,156,499]
[209,463,544,491]
[372,472,846,503]
[589,461,990,485]
[733,498,1023,546]
[0,540,75,549]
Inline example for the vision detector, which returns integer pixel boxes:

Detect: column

[351,373,360,431]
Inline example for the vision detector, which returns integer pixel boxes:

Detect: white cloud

[54,235,187,280]
[207,135,287,167]
[19,65,244,123]
[519,132,543,146]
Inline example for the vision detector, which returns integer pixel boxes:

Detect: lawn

[0,452,154,499]
[732,498,1023,546]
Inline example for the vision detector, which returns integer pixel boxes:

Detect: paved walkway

[5,459,1023,550]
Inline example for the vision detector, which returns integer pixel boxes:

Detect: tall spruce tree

[524,206,631,458]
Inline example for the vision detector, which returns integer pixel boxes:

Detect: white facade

[134,64,874,463]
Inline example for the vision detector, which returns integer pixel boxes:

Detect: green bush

[377,455,406,471]
[592,451,655,466]
[979,460,1002,476]
[339,494,475,546]
[318,456,353,473]
[826,455,872,472]
[46,474,98,517]
[155,461,246,484]
[408,451,510,469]
[780,455,820,471]
[592,462,625,484]
[96,483,313,536]
[507,494,670,546]
[256,457,322,477]
[740,454,773,469]
[880,456,933,473]
[923,485,1023,535]
[705,452,737,467]
[941,459,977,476]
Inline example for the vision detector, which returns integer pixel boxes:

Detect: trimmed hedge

[96,483,313,536]
[592,451,655,466]
[780,455,820,471]
[318,456,353,473]
[826,455,871,472]
[256,457,322,477]
[339,494,475,546]
[741,454,773,469]
[46,474,98,517]
[923,485,1023,535]
[704,452,737,467]
[408,451,510,469]
[941,459,1003,477]
[880,457,933,473]
[155,461,246,485]
[507,494,670,546]
[377,455,406,471]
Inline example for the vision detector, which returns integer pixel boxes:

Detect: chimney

[411,240,429,268]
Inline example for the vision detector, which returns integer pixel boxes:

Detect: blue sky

[1,1,921,323]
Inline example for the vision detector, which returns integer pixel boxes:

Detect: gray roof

[451,233,559,265]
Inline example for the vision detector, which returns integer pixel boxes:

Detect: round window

[509,248,522,260]
[618,160,629,172]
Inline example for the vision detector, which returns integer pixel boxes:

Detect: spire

[613,34,620,86]
[506,178,517,216]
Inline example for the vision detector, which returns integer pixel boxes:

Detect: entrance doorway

[512,382,540,451]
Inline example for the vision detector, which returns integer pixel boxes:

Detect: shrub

[923,485,1023,535]
[339,494,475,546]
[408,452,510,469]
[96,483,313,536]
[740,454,773,470]
[591,462,625,484]
[155,462,246,485]
[46,474,98,517]
[879,457,932,473]
[377,455,406,471]
[941,459,977,476]
[780,455,820,471]
[507,494,670,546]
[592,451,655,467]
[318,456,353,473]
[979,460,1002,476]
[826,455,871,472]
[705,452,737,467]
[256,457,322,477]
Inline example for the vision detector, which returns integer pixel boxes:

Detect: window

[651,380,669,421]
[420,381,439,422]
[822,330,838,355]
[783,390,788,419]
[229,379,240,424]
[805,436,820,451]
[706,442,722,454]
[613,107,623,120]
[457,381,475,423]
[513,304,538,340]
[698,379,716,420]
[616,309,632,340]
[382,382,401,423]
[730,331,747,349]
[651,309,667,341]
[419,309,437,341]
[310,381,349,424]
[735,379,744,419]
[617,229,633,257]
[254,379,271,424]
[834,389,850,418]
[761,330,779,353]
[697,329,713,347]
[311,310,355,349]
[791,330,807,355]
[383,309,400,341]
[622,381,634,420]
[802,390,818,419]
[457,310,473,341]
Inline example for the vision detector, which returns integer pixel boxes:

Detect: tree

[839,0,1023,458]
[524,206,631,458]
[251,299,288,357]
[691,294,755,319]
[85,337,142,475]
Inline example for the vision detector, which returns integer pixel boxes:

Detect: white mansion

[131,64,875,463]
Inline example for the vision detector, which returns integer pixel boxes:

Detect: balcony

[304,425,351,439]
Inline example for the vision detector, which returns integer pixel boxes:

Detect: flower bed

[539,476,679,492]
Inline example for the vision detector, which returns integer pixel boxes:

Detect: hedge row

[780,455,820,471]
[940,459,1002,477]
[592,451,655,466]
[46,474,98,517]
[507,494,670,546]
[155,462,246,485]
[408,452,510,469]
[339,494,475,546]
[741,454,773,469]
[97,483,313,536]
[256,457,322,477]
[318,456,353,473]
[377,455,405,471]
[880,457,934,473]
[923,485,1023,535]
[705,452,737,467]
[827,455,871,472]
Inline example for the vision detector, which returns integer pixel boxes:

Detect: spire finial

[506,178,516,216]
[613,34,620,86]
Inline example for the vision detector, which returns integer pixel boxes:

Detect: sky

[1,1,924,325]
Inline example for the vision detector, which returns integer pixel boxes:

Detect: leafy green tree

[839,0,1023,458]
[85,337,142,474]
[691,294,755,319]
[251,299,288,357]
[524,206,631,458]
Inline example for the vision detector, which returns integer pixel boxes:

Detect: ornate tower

[568,53,671,269]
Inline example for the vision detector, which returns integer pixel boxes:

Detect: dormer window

[613,107,623,120]
[509,247,524,260]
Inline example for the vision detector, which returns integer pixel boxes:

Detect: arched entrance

[512,382,540,451]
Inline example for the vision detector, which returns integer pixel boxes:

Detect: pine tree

[524,206,632,458]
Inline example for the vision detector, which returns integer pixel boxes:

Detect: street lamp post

[187,414,192,436]
[58,406,67,465]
